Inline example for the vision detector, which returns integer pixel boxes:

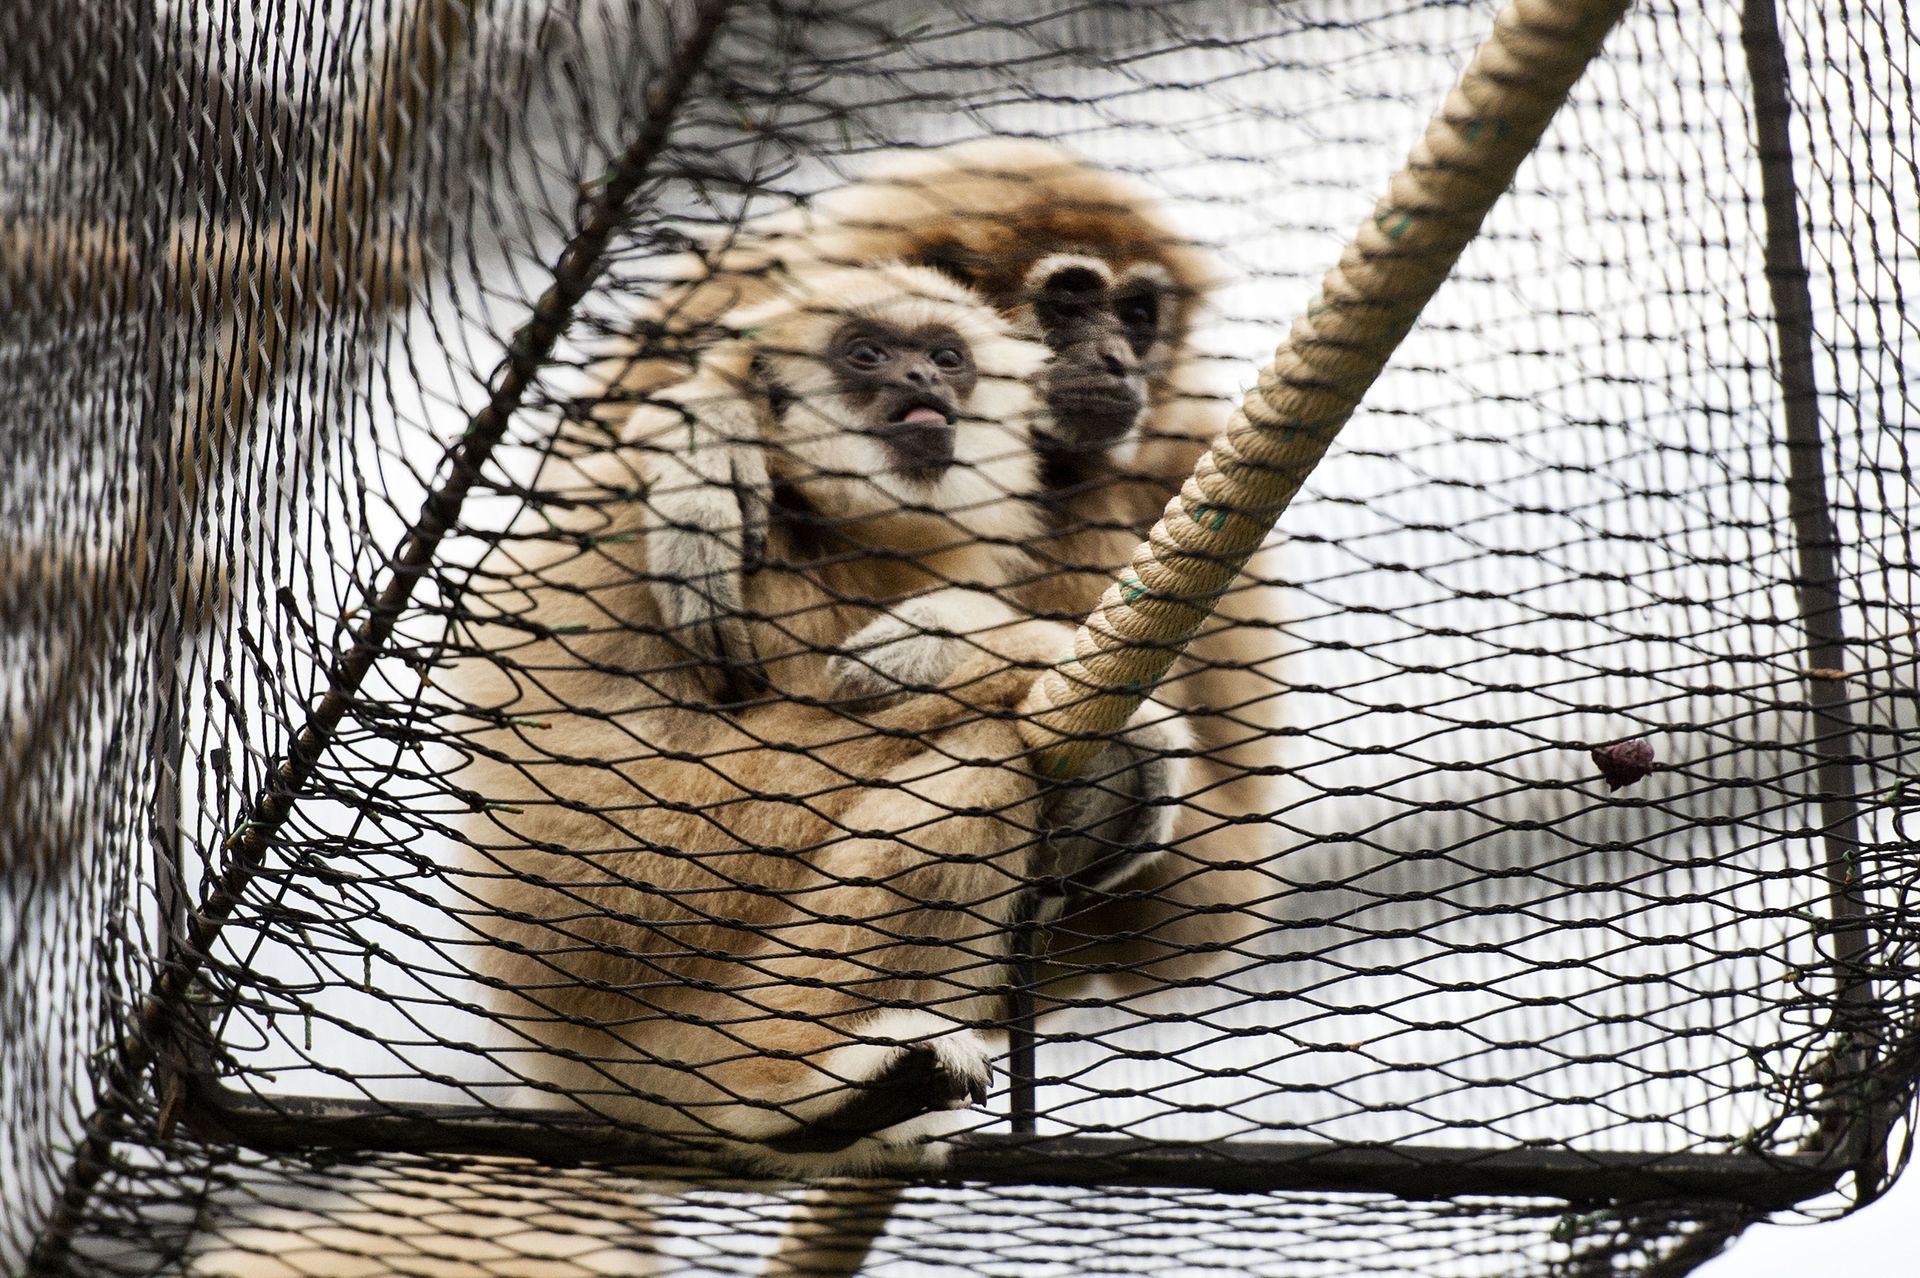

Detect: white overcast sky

[1703,1166,1920,1275]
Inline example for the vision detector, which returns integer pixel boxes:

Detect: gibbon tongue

[899,405,947,426]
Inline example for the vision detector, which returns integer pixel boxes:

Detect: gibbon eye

[844,337,890,368]
[1034,264,1106,326]
[1115,290,1160,335]
[930,346,968,372]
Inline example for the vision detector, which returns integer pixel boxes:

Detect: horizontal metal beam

[188,1083,1843,1211]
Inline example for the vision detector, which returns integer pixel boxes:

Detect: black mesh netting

[2,1,1917,1275]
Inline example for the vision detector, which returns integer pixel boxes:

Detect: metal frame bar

[1739,0,1885,1198]
[185,1084,1843,1212]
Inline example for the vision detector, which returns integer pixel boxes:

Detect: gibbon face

[1014,252,1178,484]
[726,262,1051,551]
[625,262,1054,703]
[822,316,978,481]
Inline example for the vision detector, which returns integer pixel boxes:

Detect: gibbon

[622,142,1281,1278]
[613,139,1281,991]
[606,138,1222,618]
[188,265,1192,1278]
[187,152,1251,1278]
[453,260,1189,1176]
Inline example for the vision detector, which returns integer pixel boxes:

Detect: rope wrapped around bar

[1017,0,1635,777]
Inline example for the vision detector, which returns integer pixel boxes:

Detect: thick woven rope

[1018,0,1637,776]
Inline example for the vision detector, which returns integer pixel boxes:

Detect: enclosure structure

[2,1,1917,1275]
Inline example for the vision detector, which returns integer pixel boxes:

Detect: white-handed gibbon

[617,144,1281,1278]
[453,260,1189,1176]
[613,140,1283,993]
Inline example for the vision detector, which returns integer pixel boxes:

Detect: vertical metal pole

[1007,913,1040,1136]
[1739,0,1881,1197]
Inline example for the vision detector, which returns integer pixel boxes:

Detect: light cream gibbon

[185,157,1241,1278]
[452,261,1187,1177]
[616,140,1282,992]
[185,262,1195,1276]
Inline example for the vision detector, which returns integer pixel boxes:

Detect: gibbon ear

[635,374,774,704]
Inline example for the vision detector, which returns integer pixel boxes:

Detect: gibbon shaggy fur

[453,261,1188,1175]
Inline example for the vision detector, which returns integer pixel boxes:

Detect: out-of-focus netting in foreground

[2,1,1916,1275]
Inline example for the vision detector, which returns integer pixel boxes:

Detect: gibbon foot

[826,588,1040,700]
[766,1041,990,1155]
[760,1010,993,1157]
[1033,709,1189,902]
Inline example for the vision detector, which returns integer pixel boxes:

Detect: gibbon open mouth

[874,395,960,477]
[890,395,957,426]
